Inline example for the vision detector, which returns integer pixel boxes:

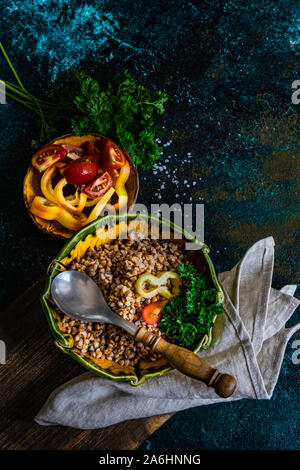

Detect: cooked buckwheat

[58,237,185,366]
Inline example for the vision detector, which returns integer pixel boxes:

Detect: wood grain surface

[0,280,173,450]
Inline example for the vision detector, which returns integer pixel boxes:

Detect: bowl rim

[41,212,224,385]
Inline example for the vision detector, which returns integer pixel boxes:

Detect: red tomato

[69,153,101,166]
[142,301,167,325]
[64,161,98,185]
[78,154,100,164]
[83,171,113,198]
[87,141,101,155]
[101,139,126,170]
[86,153,101,165]
[32,145,67,172]
[62,153,100,174]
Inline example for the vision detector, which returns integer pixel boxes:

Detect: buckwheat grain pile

[58,237,186,366]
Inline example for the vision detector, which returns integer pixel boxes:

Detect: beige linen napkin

[35,237,299,429]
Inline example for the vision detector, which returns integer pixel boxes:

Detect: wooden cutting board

[0,280,173,450]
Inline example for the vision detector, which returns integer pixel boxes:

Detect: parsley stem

[5,91,41,115]
[4,81,34,102]
[0,41,26,92]
[3,80,70,112]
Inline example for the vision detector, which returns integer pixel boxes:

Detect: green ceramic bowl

[41,212,224,385]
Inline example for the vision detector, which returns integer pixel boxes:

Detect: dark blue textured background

[0,0,299,450]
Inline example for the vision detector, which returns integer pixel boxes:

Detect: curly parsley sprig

[159,263,223,348]
[71,69,168,170]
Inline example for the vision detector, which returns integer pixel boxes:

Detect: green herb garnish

[71,70,168,170]
[0,43,168,170]
[159,263,223,348]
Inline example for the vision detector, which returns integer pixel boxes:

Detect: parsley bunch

[159,263,223,348]
[72,70,168,170]
[0,42,168,170]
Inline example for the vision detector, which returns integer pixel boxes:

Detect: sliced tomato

[64,161,98,185]
[101,139,127,170]
[61,144,84,160]
[87,141,101,155]
[142,300,167,325]
[32,145,67,172]
[107,168,120,179]
[83,171,113,198]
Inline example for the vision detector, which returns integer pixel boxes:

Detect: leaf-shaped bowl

[41,212,224,385]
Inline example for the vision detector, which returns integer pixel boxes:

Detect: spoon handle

[135,327,237,398]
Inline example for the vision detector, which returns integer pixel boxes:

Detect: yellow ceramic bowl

[24,134,139,239]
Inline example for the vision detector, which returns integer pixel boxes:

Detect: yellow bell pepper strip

[113,160,130,212]
[108,168,120,178]
[135,271,182,299]
[30,196,87,231]
[40,165,80,206]
[65,192,80,205]
[54,177,87,214]
[86,187,115,223]
[40,165,58,203]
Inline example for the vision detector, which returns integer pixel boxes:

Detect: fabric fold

[35,237,299,429]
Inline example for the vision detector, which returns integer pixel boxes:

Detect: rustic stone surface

[0,0,299,450]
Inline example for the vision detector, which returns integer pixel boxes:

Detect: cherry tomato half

[86,153,101,165]
[83,171,113,198]
[87,141,101,155]
[101,139,127,170]
[64,161,98,185]
[142,300,167,325]
[65,153,101,167]
[32,145,67,172]
[62,153,100,176]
